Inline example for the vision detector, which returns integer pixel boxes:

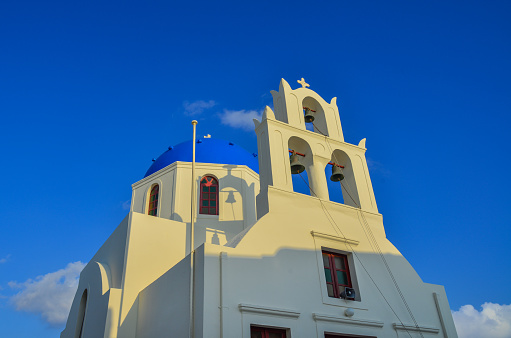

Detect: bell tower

[254,78,378,218]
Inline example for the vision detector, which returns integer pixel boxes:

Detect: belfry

[61,79,458,338]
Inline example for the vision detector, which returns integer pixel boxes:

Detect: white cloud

[366,158,390,177]
[122,200,131,210]
[9,261,85,326]
[219,109,262,131]
[452,303,511,338]
[0,254,11,264]
[183,100,216,116]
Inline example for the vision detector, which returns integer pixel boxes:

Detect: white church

[61,79,458,338]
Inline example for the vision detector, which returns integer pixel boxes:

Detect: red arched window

[200,176,218,215]
[148,185,159,216]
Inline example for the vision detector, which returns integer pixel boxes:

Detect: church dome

[144,138,259,178]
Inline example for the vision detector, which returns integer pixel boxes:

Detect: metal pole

[190,120,197,338]
[191,120,197,257]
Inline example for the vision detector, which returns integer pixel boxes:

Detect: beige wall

[132,162,259,247]
[199,186,456,337]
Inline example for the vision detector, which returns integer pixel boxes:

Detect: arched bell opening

[325,163,345,205]
[288,136,313,197]
[329,149,361,208]
[302,96,328,137]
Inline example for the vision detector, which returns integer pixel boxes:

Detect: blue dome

[144,138,259,178]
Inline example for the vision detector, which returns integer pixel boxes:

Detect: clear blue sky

[1,1,510,337]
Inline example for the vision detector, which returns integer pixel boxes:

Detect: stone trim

[312,313,383,328]
[311,231,359,246]
[238,304,300,318]
[393,323,440,334]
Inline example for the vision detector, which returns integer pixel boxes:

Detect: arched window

[148,185,159,216]
[199,176,218,215]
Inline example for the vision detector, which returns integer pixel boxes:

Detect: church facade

[61,79,458,338]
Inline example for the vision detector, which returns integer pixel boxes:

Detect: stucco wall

[197,186,456,337]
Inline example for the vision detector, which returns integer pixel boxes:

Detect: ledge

[311,231,359,246]
[313,313,383,328]
[267,185,382,217]
[238,304,300,318]
[393,323,440,334]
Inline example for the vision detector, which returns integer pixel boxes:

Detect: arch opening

[288,136,313,196]
[327,150,360,208]
[74,289,87,338]
[325,163,345,205]
[302,96,328,137]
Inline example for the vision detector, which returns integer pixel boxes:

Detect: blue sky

[1,1,510,337]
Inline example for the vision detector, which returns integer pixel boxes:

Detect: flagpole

[190,120,197,338]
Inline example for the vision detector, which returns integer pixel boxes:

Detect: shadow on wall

[132,245,449,337]
[170,164,258,251]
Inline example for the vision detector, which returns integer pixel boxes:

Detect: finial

[204,134,211,138]
[297,78,310,88]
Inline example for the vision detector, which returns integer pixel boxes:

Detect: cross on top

[297,78,310,88]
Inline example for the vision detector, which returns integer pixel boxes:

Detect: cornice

[238,304,300,318]
[312,313,383,328]
[262,118,366,153]
[393,323,440,334]
[132,161,259,189]
[310,231,359,246]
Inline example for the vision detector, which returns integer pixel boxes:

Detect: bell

[290,152,305,174]
[304,108,315,123]
[330,165,344,182]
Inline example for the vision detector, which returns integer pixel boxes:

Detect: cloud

[219,109,262,131]
[9,261,85,326]
[183,100,216,116]
[0,254,11,264]
[122,200,131,210]
[452,303,511,338]
[366,158,390,177]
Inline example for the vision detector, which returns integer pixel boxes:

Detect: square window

[322,251,353,299]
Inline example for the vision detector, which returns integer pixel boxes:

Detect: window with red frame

[250,326,287,338]
[148,185,159,216]
[322,251,352,298]
[199,176,218,215]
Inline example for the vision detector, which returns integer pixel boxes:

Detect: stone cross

[297,78,310,88]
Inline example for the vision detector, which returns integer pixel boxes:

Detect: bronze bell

[330,164,344,182]
[304,108,315,123]
[290,152,305,174]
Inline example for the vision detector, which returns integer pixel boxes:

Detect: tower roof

[144,138,259,178]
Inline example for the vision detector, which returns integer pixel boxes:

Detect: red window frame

[250,326,287,338]
[322,251,352,298]
[199,176,219,215]
[148,185,159,216]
